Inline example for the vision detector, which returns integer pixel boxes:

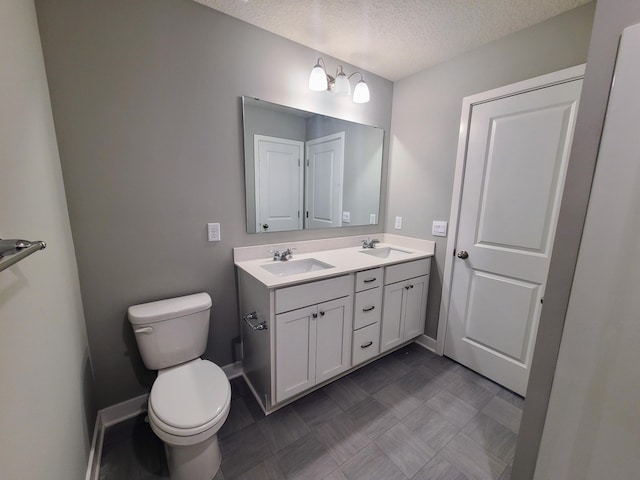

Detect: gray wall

[35,0,393,409]
[514,0,640,477]
[386,2,595,338]
[0,1,93,478]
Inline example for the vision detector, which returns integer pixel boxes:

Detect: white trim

[414,334,437,353]
[222,360,243,379]
[436,64,586,356]
[100,393,149,428]
[84,412,104,480]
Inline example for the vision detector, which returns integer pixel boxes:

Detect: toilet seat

[148,359,231,439]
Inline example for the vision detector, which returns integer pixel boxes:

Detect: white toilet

[128,293,231,480]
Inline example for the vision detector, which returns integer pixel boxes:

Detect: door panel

[380,282,405,353]
[254,135,303,233]
[403,275,429,340]
[445,78,582,395]
[306,133,344,229]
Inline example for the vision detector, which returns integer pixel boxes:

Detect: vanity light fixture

[308,57,370,103]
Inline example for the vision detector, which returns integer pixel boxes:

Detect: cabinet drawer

[352,322,380,367]
[384,258,431,285]
[355,267,383,291]
[353,287,382,330]
[275,274,352,314]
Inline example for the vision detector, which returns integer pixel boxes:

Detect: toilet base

[164,434,221,480]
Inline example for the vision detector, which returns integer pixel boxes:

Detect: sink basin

[359,247,413,259]
[261,258,335,277]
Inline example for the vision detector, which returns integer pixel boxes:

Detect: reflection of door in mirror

[254,135,304,232]
[305,132,344,229]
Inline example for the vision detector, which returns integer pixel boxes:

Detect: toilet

[128,293,231,480]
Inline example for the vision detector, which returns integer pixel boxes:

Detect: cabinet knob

[312,313,318,319]
[319,311,325,316]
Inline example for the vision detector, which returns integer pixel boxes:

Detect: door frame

[435,64,586,356]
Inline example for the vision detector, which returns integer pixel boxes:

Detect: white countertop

[234,234,435,289]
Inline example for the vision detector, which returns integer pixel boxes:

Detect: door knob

[457,250,469,259]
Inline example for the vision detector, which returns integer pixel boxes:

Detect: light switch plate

[207,223,221,242]
[394,216,403,229]
[342,211,351,223]
[432,220,448,237]
[369,213,377,224]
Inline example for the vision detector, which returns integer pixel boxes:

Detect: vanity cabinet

[236,245,433,414]
[380,259,430,353]
[274,275,352,403]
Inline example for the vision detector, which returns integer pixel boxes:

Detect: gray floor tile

[426,390,478,428]
[498,462,512,480]
[462,413,518,464]
[414,454,469,480]
[390,343,438,368]
[343,397,399,441]
[396,364,449,401]
[349,361,397,395]
[234,457,284,480]
[322,469,349,480]
[496,388,525,409]
[373,382,424,419]
[340,443,408,480]
[403,403,460,451]
[292,389,343,428]
[275,431,338,480]
[220,423,272,479]
[439,433,507,480]
[219,396,255,439]
[374,422,436,478]
[323,375,369,410]
[314,412,371,465]
[482,396,523,434]
[457,368,502,394]
[443,374,495,410]
[257,405,310,453]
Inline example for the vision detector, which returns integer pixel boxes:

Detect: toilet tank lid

[128,293,212,325]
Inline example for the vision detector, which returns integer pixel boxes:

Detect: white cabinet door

[403,275,429,340]
[275,305,317,402]
[315,297,352,384]
[275,296,351,402]
[381,282,405,353]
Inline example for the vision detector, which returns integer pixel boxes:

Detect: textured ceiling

[194,0,590,81]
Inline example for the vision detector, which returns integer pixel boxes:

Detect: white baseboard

[415,334,438,353]
[85,360,243,479]
[85,412,104,480]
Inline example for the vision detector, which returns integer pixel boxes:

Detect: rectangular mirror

[242,97,384,233]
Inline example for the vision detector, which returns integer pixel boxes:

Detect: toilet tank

[128,293,212,370]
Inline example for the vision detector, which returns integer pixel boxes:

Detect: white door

[305,133,344,229]
[444,72,583,396]
[254,135,303,233]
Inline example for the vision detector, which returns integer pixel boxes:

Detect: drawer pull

[362,305,375,312]
[363,277,377,283]
[360,341,373,349]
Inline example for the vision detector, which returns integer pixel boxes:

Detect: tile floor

[99,344,523,480]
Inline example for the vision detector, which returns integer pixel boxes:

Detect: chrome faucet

[362,238,380,249]
[273,248,295,261]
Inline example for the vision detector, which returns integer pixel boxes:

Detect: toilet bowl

[128,293,231,480]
